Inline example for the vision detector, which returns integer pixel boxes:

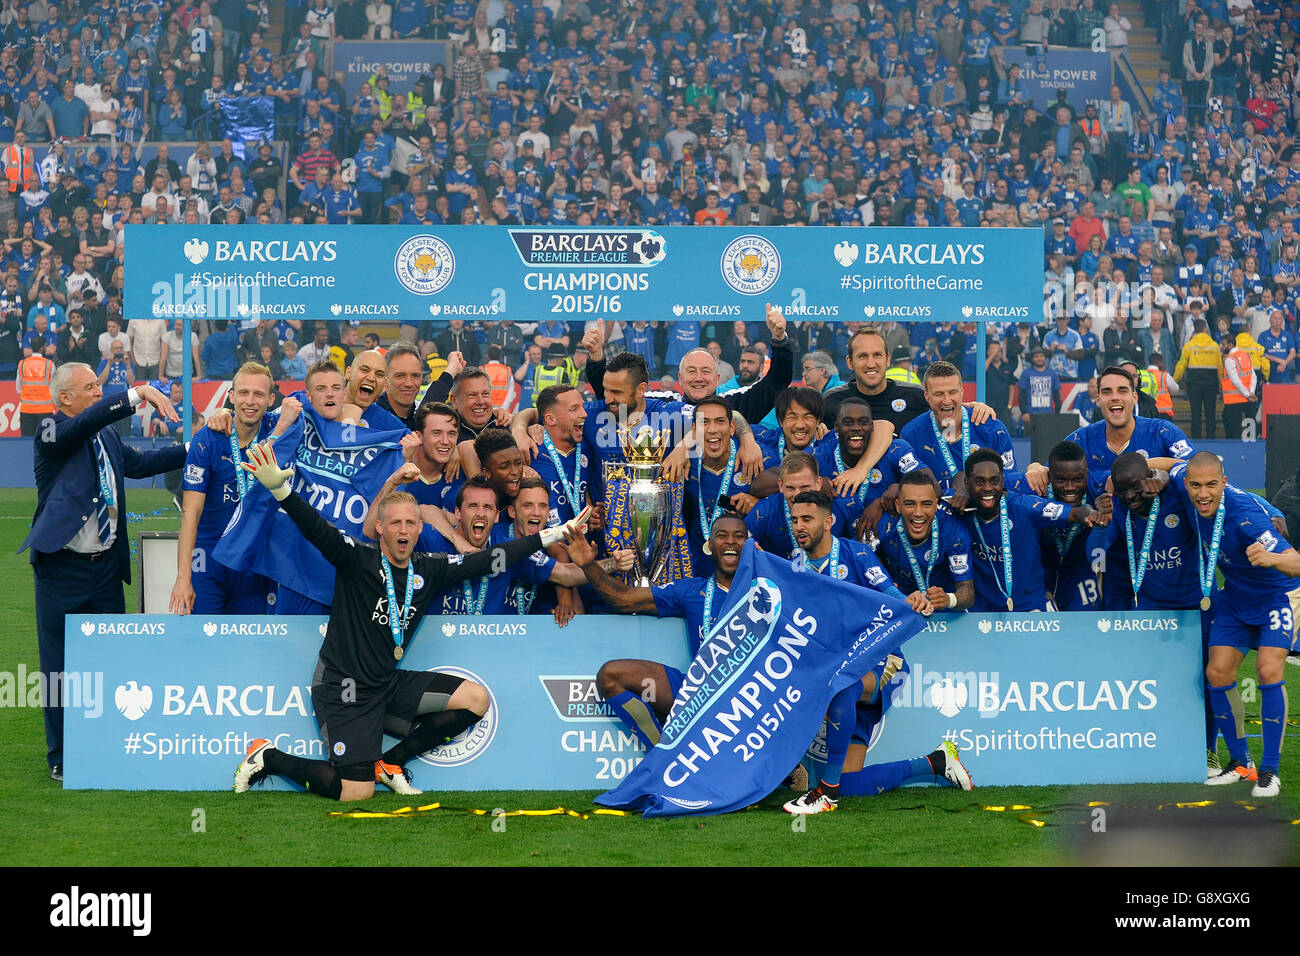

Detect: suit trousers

[34,549,125,769]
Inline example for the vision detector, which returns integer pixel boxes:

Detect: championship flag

[214,393,407,605]
[596,542,927,816]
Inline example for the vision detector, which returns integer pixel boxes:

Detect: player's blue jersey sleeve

[1002,470,1033,495]
[1011,490,1076,530]
[182,429,216,493]
[1233,491,1289,555]
[417,526,454,554]
[1250,492,1284,521]
[944,520,974,583]
[1156,419,1195,460]
[515,548,557,585]
[984,420,1015,470]
[652,578,690,618]
[889,438,922,475]
[851,542,896,592]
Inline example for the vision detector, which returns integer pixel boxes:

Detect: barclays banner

[837,611,1205,786]
[334,40,452,101]
[1000,50,1113,111]
[124,225,1042,326]
[66,611,1203,792]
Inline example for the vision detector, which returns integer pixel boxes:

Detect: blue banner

[596,543,927,816]
[334,40,452,101]
[63,610,1204,793]
[212,395,405,606]
[1000,50,1113,111]
[124,225,1042,326]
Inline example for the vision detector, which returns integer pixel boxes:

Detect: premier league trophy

[603,426,685,587]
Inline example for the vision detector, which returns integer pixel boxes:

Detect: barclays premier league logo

[720,235,781,296]
[507,228,667,266]
[416,666,497,767]
[394,235,456,296]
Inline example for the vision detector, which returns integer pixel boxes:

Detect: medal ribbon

[381,555,416,654]
[1125,494,1162,598]
[930,407,969,482]
[541,429,583,519]
[1195,492,1227,605]
[696,440,737,541]
[896,518,938,591]
[972,496,1014,607]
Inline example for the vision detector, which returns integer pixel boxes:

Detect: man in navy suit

[20,362,183,782]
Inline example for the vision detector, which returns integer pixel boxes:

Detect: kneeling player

[783,491,973,813]
[232,443,590,800]
[568,513,750,749]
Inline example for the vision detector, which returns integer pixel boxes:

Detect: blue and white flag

[596,542,926,816]
[214,392,407,606]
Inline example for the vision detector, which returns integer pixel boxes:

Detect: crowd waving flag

[214,393,407,606]
[597,542,927,817]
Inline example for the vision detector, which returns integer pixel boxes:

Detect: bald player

[1164,452,1300,797]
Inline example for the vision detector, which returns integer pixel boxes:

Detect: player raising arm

[568,512,750,750]
[231,442,591,801]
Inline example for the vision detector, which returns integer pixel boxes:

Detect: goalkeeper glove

[540,504,593,548]
[244,441,294,501]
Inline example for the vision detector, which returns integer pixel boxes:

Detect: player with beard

[566,512,751,750]
[471,427,526,522]
[170,362,297,614]
[744,452,857,558]
[961,449,1098,613]
[502,475,634,621]
[899,361,1015,504]
[418,475,599,615]
[872,471,975,613]
[1040,441,1112,611]
[1163,453,1300,796]
[683,395,751,574]
[816,397,925,526]
[1105,451,1221,774]
[783,491,971,814]
[232,444,592,800]
[528,384,594,527]
[586,307,794,437]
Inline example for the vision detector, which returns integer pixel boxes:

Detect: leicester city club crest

[394,235,456,295]
[720,235,781,296]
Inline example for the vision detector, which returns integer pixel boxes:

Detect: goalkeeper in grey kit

[232,442,593,801]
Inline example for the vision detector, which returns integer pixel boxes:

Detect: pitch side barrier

[65,610,1203,791]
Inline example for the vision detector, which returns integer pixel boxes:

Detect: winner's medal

[381,555,416,661]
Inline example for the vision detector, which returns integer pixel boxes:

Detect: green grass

[1,489,1297,866]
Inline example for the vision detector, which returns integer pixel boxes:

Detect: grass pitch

[0,488,1296,867]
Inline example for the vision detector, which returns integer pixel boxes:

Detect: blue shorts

[192,556,274,614]
[852,655,911,747]
[1211,591,1300,653]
